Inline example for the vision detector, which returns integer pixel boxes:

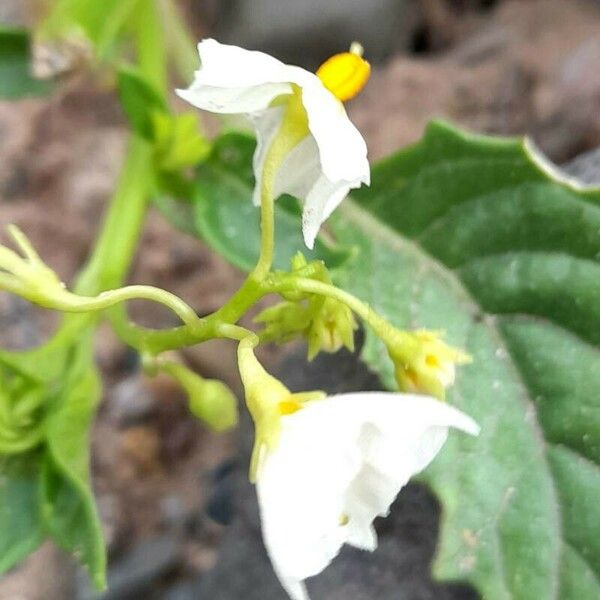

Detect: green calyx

[384,328,471,400]
[237,336,324,481]
[153,358,238,433]
[255,253,357,359]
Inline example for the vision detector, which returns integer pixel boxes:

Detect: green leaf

[0,335,105,589]
[164,132,352,272]
[0,27,52,99]
[43,339,105,589]
[117,66,167,140]
[0,455,43,573]
[331,121,600,599]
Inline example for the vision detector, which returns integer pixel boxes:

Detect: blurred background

[0,0,599,598]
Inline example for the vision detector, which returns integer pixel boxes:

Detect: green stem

[252,91,309,278]
[107,278,267,354]
[74,136,152,296]
[215,323,256,343]
[39,284,199,325]
[133,0,167,95]
[105,271,391,356]
[211,276,266,323]
[160,0,199,82]
[274,276,392,339]
[253,167,276,278]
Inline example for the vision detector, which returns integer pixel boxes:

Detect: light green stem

[159,0,199,82]
[134,0,167,95]
[252,91,309,278]
[41,285,199,325]
[75,136,153,296]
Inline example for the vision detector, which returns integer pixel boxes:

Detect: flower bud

[306,297,357,360]
[386,329,471,400]
[254,301,310,343]
[161,361,238,432]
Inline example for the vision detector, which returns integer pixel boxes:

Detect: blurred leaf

[0,455,43,573]
[117,66,167,140]
[153,112,210,171]
[331,121,600,599]
[158,132,352,272]
[0,27,52,99]
[38,0,139,60]
[0,336,105,589]
[43,339,105,589]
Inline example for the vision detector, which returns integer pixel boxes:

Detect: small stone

[108,375,157,427]
[160,494,189,529]
[163,580,200,600]
[77,535,181,600]
[119,426,162,475]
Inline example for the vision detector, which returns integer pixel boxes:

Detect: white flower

[255,392,479,600]
[177,39,370,249]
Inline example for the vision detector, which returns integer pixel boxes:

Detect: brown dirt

[350,0,600,163]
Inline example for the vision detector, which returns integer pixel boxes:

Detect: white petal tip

[458,414,481,437]
[303,235,316,250]
[301,216,318,250]
[283,578,310,600]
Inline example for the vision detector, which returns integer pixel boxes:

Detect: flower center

[316,42,370,102]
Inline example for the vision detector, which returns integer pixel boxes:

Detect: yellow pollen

[278,400,302,415]
[425,355,440,369]
[316,44,370,102]
[339,513,350,526]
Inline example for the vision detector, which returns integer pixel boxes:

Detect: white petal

[189,39,289,88]
[276,133,366,249]
[256,392,478,594]
[257,412,358,582]
[281,578,310,600]
[300,78,370,184]
[176,39,296,114]
[177,83,291,115]
[301,174,360,249]
[274,136,321,201]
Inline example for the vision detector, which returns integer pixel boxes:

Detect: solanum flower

[257,392,478,600]
[177,39,370,248]
[237,342,478,600]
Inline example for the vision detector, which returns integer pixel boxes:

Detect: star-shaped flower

[177,39,370,248]
[254,391,479,599]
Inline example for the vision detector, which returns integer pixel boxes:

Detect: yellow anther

[316,43,370,102]
[278,400,302,415]
[425,354,440,369]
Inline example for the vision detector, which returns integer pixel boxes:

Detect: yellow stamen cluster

[316,43,370,102]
